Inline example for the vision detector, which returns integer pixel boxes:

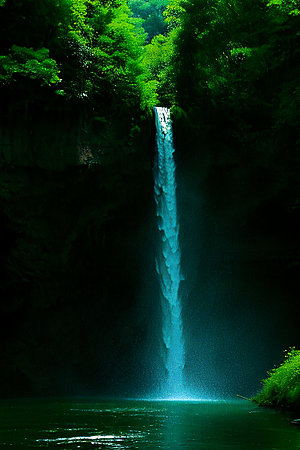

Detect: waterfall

[154,106,186,398]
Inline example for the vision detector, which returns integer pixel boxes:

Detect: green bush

[252,348,300,411]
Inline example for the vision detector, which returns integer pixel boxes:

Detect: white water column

[154,106,186,398]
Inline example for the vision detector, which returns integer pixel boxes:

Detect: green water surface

[0,398,299,449]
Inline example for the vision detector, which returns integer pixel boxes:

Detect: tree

[0,0,157,117]
[128,0,168,41]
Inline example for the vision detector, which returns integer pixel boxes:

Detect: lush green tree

[128,0,168,41]
[0,0,157,117]
[167,0,273,108]
[140,34,174,105]
[135,0,186,106]
[0,46,60,85]
[0,0,73,109]
[162,0,299,153]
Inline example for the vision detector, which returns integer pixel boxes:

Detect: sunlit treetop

[267,0,300,14]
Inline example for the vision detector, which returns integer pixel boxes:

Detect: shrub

[252,347,300,411]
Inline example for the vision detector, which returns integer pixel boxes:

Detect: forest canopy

[1,0,300,130]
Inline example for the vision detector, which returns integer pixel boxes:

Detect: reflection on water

[0,398,299,449]
[36,433,145,447]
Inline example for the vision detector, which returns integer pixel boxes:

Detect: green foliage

[164,0,186,31]
[159,0,300,146]
[252,348,300,410]
[141,33,175,105]
[128,0,168,41]
[0,0,156,115]
[268,0,300,15]
[168,0,273,106]
[0,46,60,85]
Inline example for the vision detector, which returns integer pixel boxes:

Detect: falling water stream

[154,106,185,398]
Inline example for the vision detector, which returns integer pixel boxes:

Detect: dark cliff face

[0,112,162,398]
